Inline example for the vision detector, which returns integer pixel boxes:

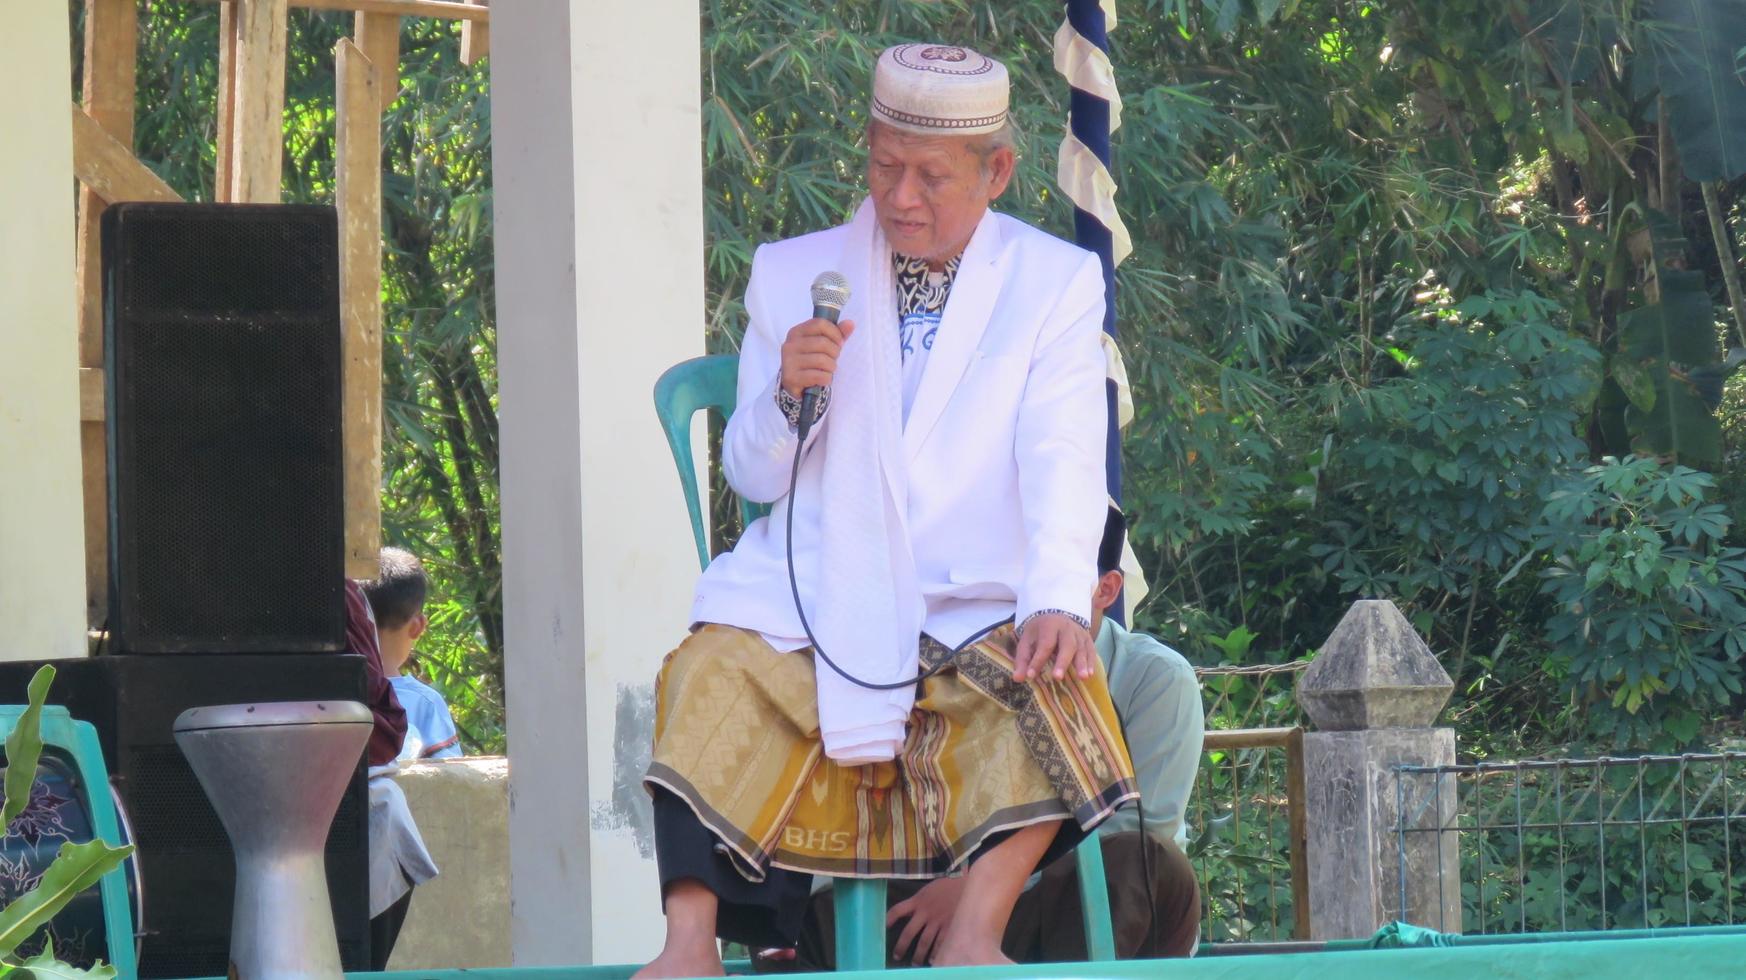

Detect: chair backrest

[652,354,765,570]
[0,705,138,978]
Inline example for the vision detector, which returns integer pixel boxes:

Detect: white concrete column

[494,0,706,965]
[0,6,88,662]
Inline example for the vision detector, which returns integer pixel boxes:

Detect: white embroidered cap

[871,43,1010,136]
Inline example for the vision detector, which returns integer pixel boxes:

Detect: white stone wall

[388,757,513,969]
[0,4,88,662]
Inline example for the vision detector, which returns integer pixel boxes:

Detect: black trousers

[369,889,414,970]
[653,788,815,948]
[652,787,1086,950]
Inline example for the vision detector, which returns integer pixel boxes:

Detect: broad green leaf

[1648,0,1746,180]
[1627,378,1724,464]
[1613,359,1658,412]
[1550,124,1590,165]
[2,666,54,830]
[1620,271,1720,365]
[0,840,134,957]
[1211,0,1242,36]
[13,940,118,980]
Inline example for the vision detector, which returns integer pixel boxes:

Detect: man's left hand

[1012,613,1096,683]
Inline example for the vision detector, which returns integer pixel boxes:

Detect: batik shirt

[894,252,961,421]
[777,252,963,432]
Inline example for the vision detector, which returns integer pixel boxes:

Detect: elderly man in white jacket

[639,43,1136,978]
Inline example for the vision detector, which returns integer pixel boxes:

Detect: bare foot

[631,948,726,979]
[637,878,724,978]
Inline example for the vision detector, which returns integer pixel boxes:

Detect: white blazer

[690,208,1110,650]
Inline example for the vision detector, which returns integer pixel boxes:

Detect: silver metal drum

[174,701,371,980]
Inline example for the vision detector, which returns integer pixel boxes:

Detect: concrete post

[1296,600,1461,938]
[493,0,706,964]
[0,5,88,663]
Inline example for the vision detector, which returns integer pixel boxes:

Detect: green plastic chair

[0,705,137,979]
[653,354,1117,968]
[653,354,768,569]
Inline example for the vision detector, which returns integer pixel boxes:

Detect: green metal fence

[1395,752,1746,934]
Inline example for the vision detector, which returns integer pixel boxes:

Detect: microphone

[799,271,851,442]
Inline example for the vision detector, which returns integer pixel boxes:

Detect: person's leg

[1137,835,1201,958]
[929,821,1057,966]
[637,788,813,978]
[636,878,726,979]
[1016,831,1202,963]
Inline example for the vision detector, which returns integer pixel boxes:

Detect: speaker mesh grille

[128,745,224,848]
[121,209,332,319]
[126,744,361,851]
[124,319,342,645]
[105,204,344,653]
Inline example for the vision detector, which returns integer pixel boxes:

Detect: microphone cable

[782,402,1165,949]
[782,414,1009,691]
[1137,796,1160,956]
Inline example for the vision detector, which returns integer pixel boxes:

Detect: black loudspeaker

[0,656,373,976]
[101,203,346,654]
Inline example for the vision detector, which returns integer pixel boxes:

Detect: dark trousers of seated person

[653,787,815,948]
[785,831,1199,971]
[654,787,1088,950]
[370,890,414,970]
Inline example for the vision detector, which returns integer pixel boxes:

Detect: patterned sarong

[645,623,1139,880]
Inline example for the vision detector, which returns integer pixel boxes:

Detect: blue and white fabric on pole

[1056,0,1144,622]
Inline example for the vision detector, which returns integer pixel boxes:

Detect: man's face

[867,122,1014,264]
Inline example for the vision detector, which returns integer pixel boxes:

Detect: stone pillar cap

[1295,599,1453,731]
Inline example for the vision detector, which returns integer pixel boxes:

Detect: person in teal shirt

[778,505,1206,970]
[987,504,1205,960]
[1089,506,1205,854]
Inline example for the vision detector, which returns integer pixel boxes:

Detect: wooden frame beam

[460,0,488,66]
[355,12,401,111]
[336,37,385,578]
[71,105,183,204]
[190,0,488,21]
[231,0,290,203]
[74,0,138,627]
[79,369,106,423]
[215,1,240,201]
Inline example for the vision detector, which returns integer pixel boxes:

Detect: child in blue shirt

[363,547,463,761]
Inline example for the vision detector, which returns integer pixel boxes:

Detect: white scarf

[813,200,924,765]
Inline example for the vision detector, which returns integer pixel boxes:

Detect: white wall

[494,0,706,964]
[0,6,88,662]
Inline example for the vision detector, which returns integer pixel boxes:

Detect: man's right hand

[887,876,966,965]
[780,317,857,398]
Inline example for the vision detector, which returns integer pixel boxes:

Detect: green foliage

[1190,666,1307,943]
[8,941,118,980]
[1,670,53,830]
[1536,457,1746,747]
[1607,210,1728,465]
[107,0,1746,758]
[1315,291,1599,613]
[1645,0,1746,182]
[0,667,132,973]
[1453,759,1746,934]
[0,841,132,965]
